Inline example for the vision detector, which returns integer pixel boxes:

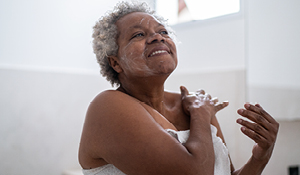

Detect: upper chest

[140,93,190,131]
[163,101,190,131]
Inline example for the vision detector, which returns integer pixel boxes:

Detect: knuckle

[254,134,261,142]
[186,94,196,100]
[212,97,218,101]
[215,103,223,109]
[259,108,269,116]
[255,115,264,123]
[197,89,205,94]
[254,124,262,131]
[258,107,264,114]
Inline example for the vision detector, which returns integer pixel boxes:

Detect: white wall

[0,0,122,174]
[0,68,111,175]
[0,0,154,71]
[246,0,300,89]
[172,14,245,73]
[246,0,300,121]
[1,0,299,174]
[0,0,116,71]
[245,0,300,174]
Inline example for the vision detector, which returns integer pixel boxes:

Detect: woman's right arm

[180,86,228,174]
[80,89,227,175]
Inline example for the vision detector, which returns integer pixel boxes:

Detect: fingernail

[223,101,229,106]
[237,109,244,114]
[241,127,246,131]
[245,103,250,108]
[237,119,242,124]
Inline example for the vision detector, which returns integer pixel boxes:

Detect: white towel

[166,125,231,175]
[83,125,231,175]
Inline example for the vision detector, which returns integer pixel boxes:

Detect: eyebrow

[129,23,164,29]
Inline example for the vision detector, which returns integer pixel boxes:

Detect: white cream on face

[119,41,155,76]
[117,13,177,77]
[139,17,145,24]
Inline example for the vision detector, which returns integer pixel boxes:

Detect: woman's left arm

[232,103,279,175]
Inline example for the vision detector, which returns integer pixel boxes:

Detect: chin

[158,64,177,75]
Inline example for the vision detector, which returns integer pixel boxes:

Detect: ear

[107,56,123,73]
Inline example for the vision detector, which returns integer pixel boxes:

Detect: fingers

[214,101,229,112]
[196,93,211,101]
[206,94,212,100]
[211,97,219,104]
[238,125,271,149]
[254,104,277,124]
[180,86,189,99]
[237,103,279,148]
[237,119,270,141]
[237,103,279,131]
[196,89,212,101]
[181,86,229,112]
[196,89,205,95]
[182,87,208,99]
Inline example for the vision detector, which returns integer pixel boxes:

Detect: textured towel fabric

[82,125,231,175]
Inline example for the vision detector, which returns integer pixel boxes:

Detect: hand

[180,86,229,119]
[237,103,279,162]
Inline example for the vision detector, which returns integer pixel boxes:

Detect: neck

[117,76,167,114]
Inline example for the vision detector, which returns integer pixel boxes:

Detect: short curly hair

[92,1,176,86]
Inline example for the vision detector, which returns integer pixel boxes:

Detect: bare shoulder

[81,89,153,136]
[79,90,149,167]
[83,90,144,130]
[85,90,146,123]
[79,90,194,174]
[79,90,160,162]
[92,89,139,105]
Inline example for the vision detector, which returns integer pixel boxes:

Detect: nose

[146,32,165,44]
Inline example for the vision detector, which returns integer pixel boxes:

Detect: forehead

[116,12,162,32]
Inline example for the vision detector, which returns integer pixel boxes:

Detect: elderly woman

[78,1,279,175]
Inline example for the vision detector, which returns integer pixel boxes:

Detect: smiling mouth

[149,50,169,57]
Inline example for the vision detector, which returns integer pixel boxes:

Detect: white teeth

[150,50,167,57]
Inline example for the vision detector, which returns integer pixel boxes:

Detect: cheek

[166,38,177,53]
[120,42,146,60]
[119,43,149,72]
[166,39,178,66]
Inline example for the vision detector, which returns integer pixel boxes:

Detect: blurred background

[0,0,299,174]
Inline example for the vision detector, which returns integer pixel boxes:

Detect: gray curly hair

[92,1,176,86]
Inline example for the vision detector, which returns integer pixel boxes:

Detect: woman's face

[115,12,177,78]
